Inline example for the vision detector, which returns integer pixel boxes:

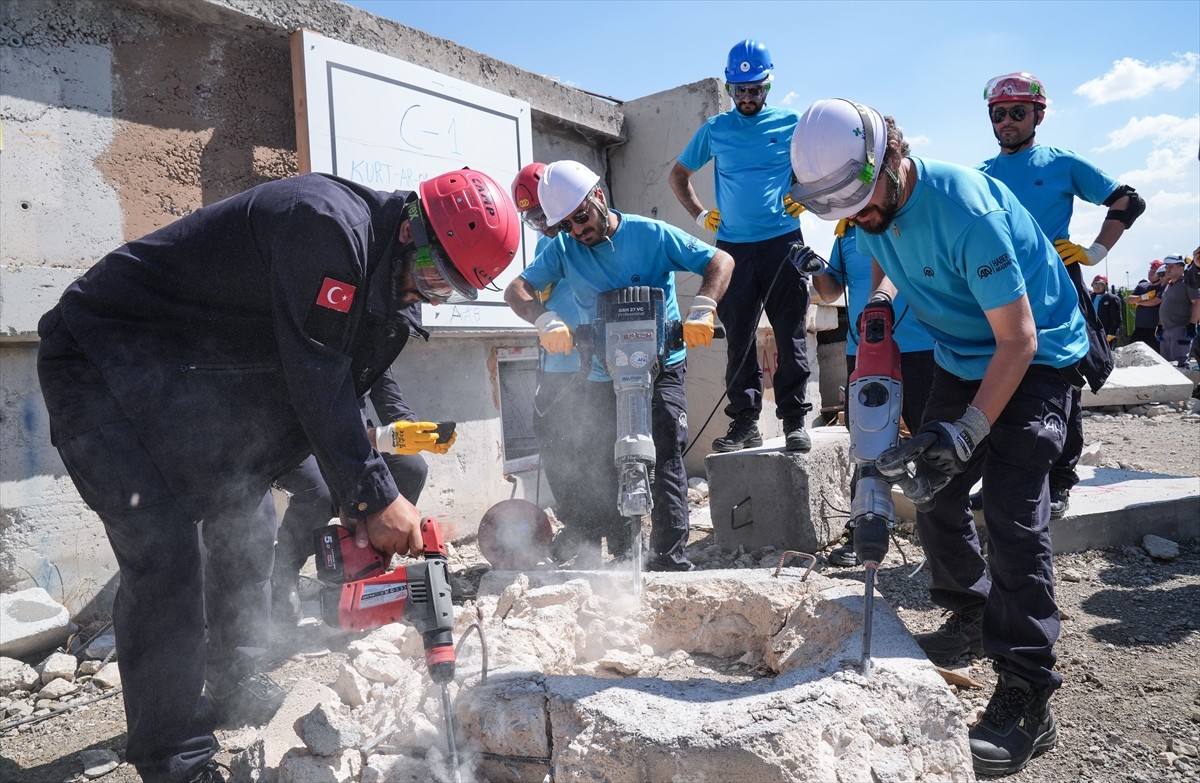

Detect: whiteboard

[291,30,537,329]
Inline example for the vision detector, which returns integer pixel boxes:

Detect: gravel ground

[1,407,1197,783]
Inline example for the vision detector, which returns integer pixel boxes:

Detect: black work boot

[970,670,1058,777]
[206,658,286,727]
[783,416,811,453]
[712,413,762,453]
[1048,488,1070,520]
[915,608,984,663]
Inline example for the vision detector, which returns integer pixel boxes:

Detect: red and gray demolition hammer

[314,518,460,777]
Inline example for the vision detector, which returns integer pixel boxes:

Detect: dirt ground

[1,409,1197,783]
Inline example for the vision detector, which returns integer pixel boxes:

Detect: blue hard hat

[725,39,773,83]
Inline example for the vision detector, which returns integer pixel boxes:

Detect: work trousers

[716,230,811,420]
[271,452,427,576]
[563,362,691,566]
[533,369,587,526]
[1160,325,1194,366]
[917,364,1073,689]
[38,317,278,782]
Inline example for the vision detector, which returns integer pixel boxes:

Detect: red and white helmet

[984,72,1047,106]
[418,168,520,298]
[512,162,554,234]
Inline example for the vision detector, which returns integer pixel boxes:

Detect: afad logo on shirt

[317,277,356,313]
[977,253,1014,279]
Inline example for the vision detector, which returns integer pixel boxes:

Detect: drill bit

[861,563,878,675]
[440,682,461,783]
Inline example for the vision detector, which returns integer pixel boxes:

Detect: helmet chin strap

[998,129,1036,152]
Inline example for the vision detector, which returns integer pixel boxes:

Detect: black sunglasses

[731,84,768,98]
[558,204,592,233]
[990,105,1031,124]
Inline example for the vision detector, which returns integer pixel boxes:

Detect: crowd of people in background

[1114,247,1200,368]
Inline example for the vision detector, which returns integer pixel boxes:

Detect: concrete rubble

[230,567,973,783]
[0,587,74,658]
[1082,342,1195,407]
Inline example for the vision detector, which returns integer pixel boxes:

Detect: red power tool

[314,518,460,773]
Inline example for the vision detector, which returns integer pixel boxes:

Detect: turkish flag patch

[317,277,356,313]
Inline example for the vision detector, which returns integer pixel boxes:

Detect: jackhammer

[848,297,950,673]
[577,286,721,597]
[314,517,461,780]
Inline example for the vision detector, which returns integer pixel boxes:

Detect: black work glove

[913,405,991,476]
[787,243,828,276]
[1187,323,1197,340]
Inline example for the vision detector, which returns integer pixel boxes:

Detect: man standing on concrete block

[504,160,733,571]
[37,170,519,783]
[1128,259,1166,351]
[977,71,1144,519]
[669,39,815,454]
[1157,254,1200,367]
[790,98,1089,778]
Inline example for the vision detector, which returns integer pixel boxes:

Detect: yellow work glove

[536,283,554,305]
[426,426,457,455]
[682,296,717,349]
[374,421,441,455]
[534,311,574,354]
[1106,334,1116,344]
[695,209,721,233]
[1054,238,1107,267]
[782,192,806,218]
[834,218,855,239]
[1144,289,1157,301]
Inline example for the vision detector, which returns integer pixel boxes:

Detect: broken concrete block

[79,748,120,778]
[0,657,40,695]
[276,748,360,783]
[38,651,78,684]
[230,679,338,783]
[294,702,361,756]
[332,663,370,708]
[92,662,121,689]
[353,651,415,685]
[1143,534,1180,560]
[1083,342,1194,407]
[707,427,852,553]
[85,630,117,660]
[0,587,73,658]
[39,677,79,700]
[361,755,434,783]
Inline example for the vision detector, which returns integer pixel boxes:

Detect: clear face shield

[792,101,880,217]
[406,200,478,304]
[520,204,550,234]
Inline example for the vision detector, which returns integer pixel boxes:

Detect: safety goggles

[520,205,550,233]
[791,101,879,217]
[729,83,770,98]
[406,200,477,304]
[989,105,1029,124]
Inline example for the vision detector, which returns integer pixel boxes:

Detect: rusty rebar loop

[773,550,817,581]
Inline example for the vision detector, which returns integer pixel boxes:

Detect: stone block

[1083,342,1194,407]
[0,657,40,694]
[0,587,73,658]
[706,426,851,553]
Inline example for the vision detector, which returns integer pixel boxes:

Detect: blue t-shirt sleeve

[827,236,850,289]
[1069,155,1120,206]
[962,212,1027,312]
[660,222,717,274]
[677,122,713,173]
[520,242,565,293]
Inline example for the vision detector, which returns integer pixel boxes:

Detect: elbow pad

[1103,185,1145,229]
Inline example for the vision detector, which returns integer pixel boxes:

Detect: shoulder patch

[317,277,356,312]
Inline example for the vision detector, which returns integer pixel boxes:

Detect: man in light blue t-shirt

[791,99,1088,780]
[978,71,1144,519]
[669,39,815,454]
[504,160,733,571]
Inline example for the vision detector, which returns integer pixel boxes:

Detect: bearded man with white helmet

[504,160,733,570]
[789,98,1089,778]
[977,71,1144,520]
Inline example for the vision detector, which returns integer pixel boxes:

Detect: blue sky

[345,0,1199,291]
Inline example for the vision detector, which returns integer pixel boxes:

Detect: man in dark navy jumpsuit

[37,171,518,783]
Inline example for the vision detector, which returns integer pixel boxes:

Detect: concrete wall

[0,0,740,614]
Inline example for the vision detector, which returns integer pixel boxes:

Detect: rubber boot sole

[971,715,1058,778]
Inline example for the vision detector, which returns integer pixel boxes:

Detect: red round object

[477,499,553,570]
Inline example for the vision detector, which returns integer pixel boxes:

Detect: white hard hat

[538,160,601,225]
[789,99,888,221]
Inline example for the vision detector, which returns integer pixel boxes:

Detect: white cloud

[1118,146,1198,184]
[1148,189,1200,210]
[1094,113,1200,152]
[1075,53,1199,105]
[778,90,800,106]
[906,134,932,148]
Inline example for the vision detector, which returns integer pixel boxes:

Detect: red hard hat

[420,169,520,291]
[984,72,1047,107]
[1092,275,1107,284]
[1150,259,1163,270]
[511,163,546,213]
[477,499,552,570]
